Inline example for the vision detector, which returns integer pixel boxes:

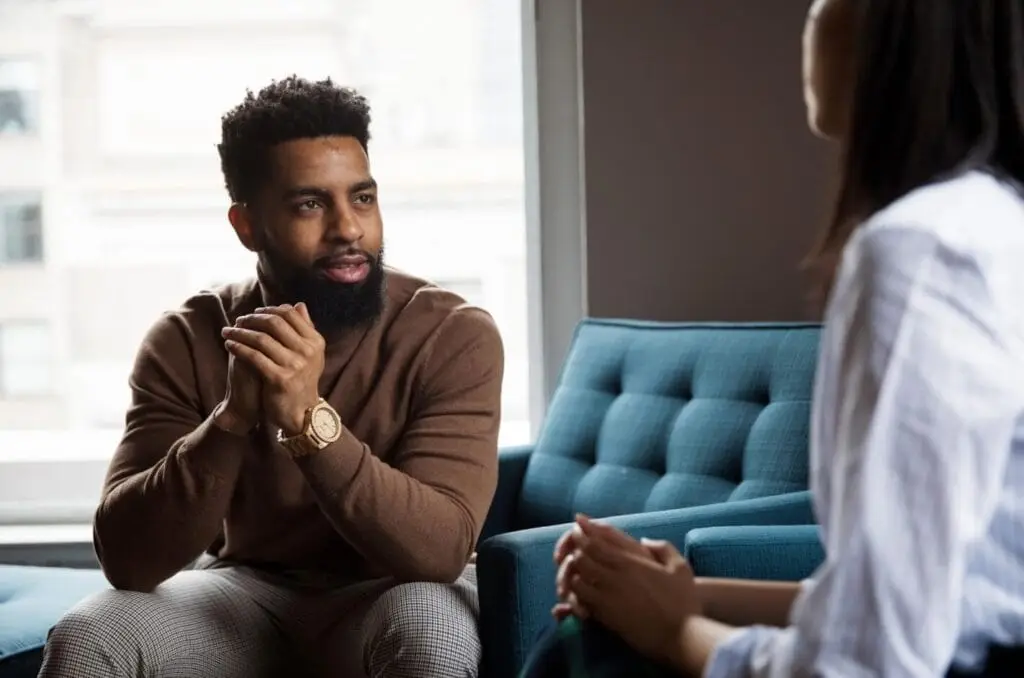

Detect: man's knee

[49,589,149,647]
[364,578,481,678]
[41,588,159,676]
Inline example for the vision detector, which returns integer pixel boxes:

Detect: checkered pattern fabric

[38,561,480,677]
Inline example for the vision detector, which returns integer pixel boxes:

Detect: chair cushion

[0,565,109,675]
[517,321,819,528]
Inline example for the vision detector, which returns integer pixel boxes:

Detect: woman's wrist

[694,577,717,619]
[669,615,735,678]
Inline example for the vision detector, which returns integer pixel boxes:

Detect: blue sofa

[0,320,825,678]
[0,565,108,677]
[476,320,822,678]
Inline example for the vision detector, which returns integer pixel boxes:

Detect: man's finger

[256,304,320,340]
[225,340,280,380]
[222,326,294,366]
[238,312,308,351]
[296,302,315,327]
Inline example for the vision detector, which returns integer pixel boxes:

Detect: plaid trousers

[38,558,480,678]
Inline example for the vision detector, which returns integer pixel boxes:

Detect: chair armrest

[479,445,533,542]
[685,524,824,581]
[477,491,814,678]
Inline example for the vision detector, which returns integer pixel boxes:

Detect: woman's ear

[802,0,858,140]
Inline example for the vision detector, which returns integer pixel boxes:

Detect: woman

[522,0,1024,676]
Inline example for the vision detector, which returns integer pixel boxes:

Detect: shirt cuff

[704,626,780,678]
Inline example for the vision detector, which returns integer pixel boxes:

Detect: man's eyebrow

[350,178,378,194]
[282,186,332,200]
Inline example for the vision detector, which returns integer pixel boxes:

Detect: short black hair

[217,75,372,203]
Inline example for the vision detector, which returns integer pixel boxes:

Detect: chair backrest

[516,320,820,530]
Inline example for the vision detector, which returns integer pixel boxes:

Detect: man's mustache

[314,248,379,269]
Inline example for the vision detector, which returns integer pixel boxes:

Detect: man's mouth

[319,255,371,284]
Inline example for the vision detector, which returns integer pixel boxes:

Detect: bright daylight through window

[0,0,529,524]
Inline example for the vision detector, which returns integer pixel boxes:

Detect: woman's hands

[554,515,703,667]
[552,516,651,620]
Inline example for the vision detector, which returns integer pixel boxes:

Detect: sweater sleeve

[93,312,249,592]
[293,306,504,583]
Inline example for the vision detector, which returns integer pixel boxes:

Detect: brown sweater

[93,269,504,592]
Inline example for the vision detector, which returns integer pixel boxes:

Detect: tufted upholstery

[516,320,817,527]
[0,565,109,678]
[477,320,821,678]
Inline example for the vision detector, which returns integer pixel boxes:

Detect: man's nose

[326,206,364,243]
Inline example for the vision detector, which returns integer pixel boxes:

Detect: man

[39,76,504,678]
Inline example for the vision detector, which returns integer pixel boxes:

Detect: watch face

[310,405,341,442]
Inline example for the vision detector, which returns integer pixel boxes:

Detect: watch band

[276,398,342,457]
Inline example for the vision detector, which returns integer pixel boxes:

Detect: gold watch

[276,398,343,457]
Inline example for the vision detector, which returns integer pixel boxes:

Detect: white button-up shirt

[706,172,1024,677]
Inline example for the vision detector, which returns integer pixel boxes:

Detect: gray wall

[580,0,836,322]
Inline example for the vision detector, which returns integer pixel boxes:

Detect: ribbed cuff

[290,425,367,489]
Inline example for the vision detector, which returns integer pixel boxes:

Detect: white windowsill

[0,524,92,545]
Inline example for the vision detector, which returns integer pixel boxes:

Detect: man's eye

[354,194,376,205]
[298,199,321,211]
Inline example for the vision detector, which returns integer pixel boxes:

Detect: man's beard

[259,247,387,335]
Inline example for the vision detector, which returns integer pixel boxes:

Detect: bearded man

[38,76,503,678]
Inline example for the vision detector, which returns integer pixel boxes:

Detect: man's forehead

[268,136,370,184]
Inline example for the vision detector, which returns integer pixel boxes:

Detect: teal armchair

[477,320,822,678]
[684,524,825,581]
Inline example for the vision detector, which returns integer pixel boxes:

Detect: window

[0,59,40,136]
[0,322,52,397]
[0,0,532,523]
[0,193,43,264]
[435,279,486,308]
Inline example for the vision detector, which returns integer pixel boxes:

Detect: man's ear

[228,203,259,252]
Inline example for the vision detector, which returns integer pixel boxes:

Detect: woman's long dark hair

[807,0,1024,300]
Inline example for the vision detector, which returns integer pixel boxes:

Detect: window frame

[522,0,587,423]
[0,0,589,544]
[0,190,45,266]
[0,56,42,139]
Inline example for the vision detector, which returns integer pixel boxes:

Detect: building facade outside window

[0,0,531,523]
[0,193,44,264]
[0,59,40,137]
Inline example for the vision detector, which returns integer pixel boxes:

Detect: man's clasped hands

[217,302,326,436]
[552,515,704,667]
[219,302,705,667]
